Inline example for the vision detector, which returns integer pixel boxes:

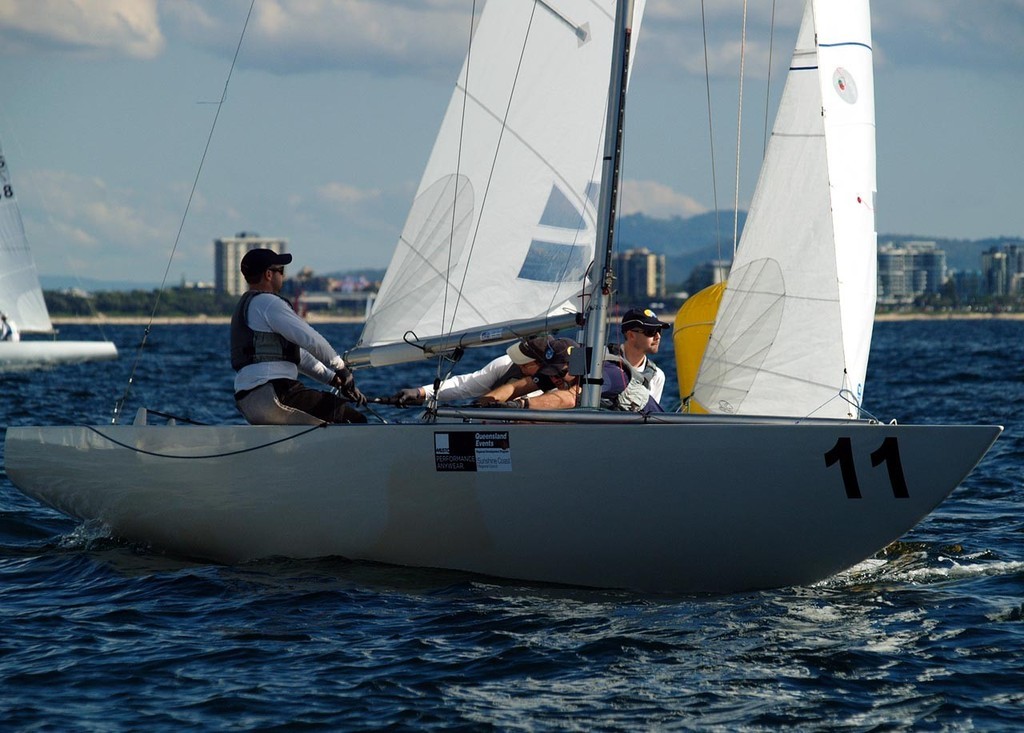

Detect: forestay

[694,0,876,419]
[0,141,54,334]
[354,0,645,366]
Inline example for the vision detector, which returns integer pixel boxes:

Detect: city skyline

[1,1,1021,285]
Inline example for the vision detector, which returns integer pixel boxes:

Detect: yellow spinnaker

[673,282,726,413]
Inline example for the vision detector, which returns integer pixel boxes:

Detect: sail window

[538,186,588,231]
[517,240,589,282]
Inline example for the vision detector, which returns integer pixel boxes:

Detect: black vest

[230,291,301,371]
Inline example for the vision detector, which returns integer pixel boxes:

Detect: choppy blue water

[2,320,1022,730]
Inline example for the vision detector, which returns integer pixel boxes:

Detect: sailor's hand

[334,367,367,407]
[489,398,528,409]
[391,388,424,407]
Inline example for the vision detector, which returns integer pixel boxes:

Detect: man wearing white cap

[389,335,563,406]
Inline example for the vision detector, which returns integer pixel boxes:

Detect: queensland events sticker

[434,431,512,472]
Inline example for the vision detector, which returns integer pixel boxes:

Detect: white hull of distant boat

[0,140,118,366]
[4,417,1000,593]
[0,340,118,368]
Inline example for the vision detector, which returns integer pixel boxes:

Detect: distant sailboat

[4,0,1000,593]
[0,140,117,368]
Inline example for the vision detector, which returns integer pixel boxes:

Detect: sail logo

[517,181,598,283]
[832,68,858,104]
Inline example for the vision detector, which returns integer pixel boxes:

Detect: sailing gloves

[473,397,529,409]
[334,367,367,406]
[390,388,425,407]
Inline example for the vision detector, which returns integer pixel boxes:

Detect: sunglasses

[268,266,285,274]
[632,328,662,338]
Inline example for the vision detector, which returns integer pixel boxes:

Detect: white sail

[356,0,644,363]
[693,1,877,419]
[0,141,54,334]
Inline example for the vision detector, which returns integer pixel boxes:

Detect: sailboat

[0,141,118,368]
[4,0,999,594]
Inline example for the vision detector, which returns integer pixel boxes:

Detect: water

[2,320,1022,730]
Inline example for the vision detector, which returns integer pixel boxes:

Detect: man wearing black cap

[388,335,562,407]
[230,248,367,424]
[601,307,669,413]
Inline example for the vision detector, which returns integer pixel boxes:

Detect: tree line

[45,288,238,317]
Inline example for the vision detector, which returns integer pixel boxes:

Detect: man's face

[628,327,662,355]
[266,266,286,293]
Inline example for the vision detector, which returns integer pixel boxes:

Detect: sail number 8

[824,437,909,499]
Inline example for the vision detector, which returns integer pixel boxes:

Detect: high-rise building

[685,260,730,296]
[877,241,946,303]
[613,248,666,303]
[981,243,1024,296]
[215,232,288,296]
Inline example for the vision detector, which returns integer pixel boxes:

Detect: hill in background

[41,212,1018,292]
[617,212,1019,288]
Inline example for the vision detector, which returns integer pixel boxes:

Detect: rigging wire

[763,0,778,160]
[732,0,749,256]
[699,0,723,264]
[110,0,257,425]
[435,0,477,391]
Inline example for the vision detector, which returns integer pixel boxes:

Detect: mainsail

[0,141,54,334]
[693,0,877,419]
[353,0,644,366]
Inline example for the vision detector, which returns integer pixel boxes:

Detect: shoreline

[49,311,1024,325]
[51,314,365,326]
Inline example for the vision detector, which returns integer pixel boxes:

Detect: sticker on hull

[435,431,512,472]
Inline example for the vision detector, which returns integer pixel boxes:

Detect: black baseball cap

[620,308,670,334]
[537,337,580,376]
[240,248,292,277]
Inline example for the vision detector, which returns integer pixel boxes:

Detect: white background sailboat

[4,0,999,594]
[0,140,117,368]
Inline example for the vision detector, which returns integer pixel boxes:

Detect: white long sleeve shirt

[234,292,345,393]
[421,355,517,402]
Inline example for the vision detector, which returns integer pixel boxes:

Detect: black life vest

[230,291,301,371]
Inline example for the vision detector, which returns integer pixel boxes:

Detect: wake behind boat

[3,0,999,594]
[0,141,117,369]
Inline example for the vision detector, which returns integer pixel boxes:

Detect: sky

[0,0,1021,285]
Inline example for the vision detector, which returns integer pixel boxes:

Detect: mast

[580,0,633,408]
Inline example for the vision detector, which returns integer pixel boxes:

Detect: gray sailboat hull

[4,416,1000,593]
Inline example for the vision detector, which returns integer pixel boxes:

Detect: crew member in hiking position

[389,335,566,407]
[231,248,366,425]
[473,336,582,409]
[600,308,669,414]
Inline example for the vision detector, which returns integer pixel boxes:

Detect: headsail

[352,0,645,367]
[693,0,877,418]
[0,141,54,334]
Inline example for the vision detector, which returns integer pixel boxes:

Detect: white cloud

[317,181,382,208]
[0,0,163,58]
[158,0,468,78]
[18,170,171,276]
[621,179,707,219]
